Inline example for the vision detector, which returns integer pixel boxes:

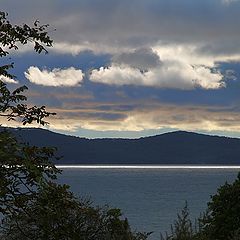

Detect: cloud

[90,65,147,86]
[90,65,223,90]
[4,0,240,84]
[112,48,161,70]
[4,94,240,137]
[28,103,240,135]
[90,48,224,89]
[0,76,18,84]
[222,0,240,5]
[2,0,240,55]
[24,67,84,87]
[52,42,130,56]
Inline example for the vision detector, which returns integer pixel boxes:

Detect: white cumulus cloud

[90,62,224,90]
[91,66,146,86]
[0,75,18,84]
[25,67,84,87]
[89,44,234,89]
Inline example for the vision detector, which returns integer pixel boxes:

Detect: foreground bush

[1,181,150,240]
[161,173,240,240]
[199,173,240,240]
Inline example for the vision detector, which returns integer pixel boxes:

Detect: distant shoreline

[56,165,240,169]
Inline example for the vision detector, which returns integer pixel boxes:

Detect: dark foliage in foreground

[199,173,240,240]
[161,174,240,240]
[1,181,150,240]
[160,203,196,240]
[0,11,55,126]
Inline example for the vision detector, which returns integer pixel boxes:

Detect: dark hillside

[3,128,240,165]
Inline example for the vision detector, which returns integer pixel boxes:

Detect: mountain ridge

[2,127,240,165]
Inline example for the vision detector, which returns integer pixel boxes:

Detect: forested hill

[4,127,240,165]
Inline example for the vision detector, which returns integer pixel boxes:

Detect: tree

[0,11,150,239]
[1,182,150,240]
[0,9,59,228]
[160,202,197,240]
[0,130,150,239]
[0,11,55,125]
[160,174,240,240]
[199,173,240,240]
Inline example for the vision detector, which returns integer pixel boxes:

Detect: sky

[2,0,240,138]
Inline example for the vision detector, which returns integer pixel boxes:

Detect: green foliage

[0,11,57,227]
[160,174,240,240]
[0,181,150,240]
[0,130,60,215]
[0,81,56,125]
[199,173,240,240]
[0,11,55,126]
[0,13,59,235]
[160,202,197,240]
[0,11,52,57]
[0,129,150,239]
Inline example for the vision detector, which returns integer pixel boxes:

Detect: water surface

[58,167,239,239]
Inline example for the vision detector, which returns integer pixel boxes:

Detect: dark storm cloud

[95,104,137,112]
[2,0,240,54]
[196,41,240,57]
[58,111,127,121]
[112,48,161,70]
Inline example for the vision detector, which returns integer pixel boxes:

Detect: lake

[57,166,239,239]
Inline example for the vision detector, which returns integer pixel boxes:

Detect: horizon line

[56,165,240,169]
[5,126,240,140]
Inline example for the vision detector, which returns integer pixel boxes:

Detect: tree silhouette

[199,173,240,240]
[0,11,55,125]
